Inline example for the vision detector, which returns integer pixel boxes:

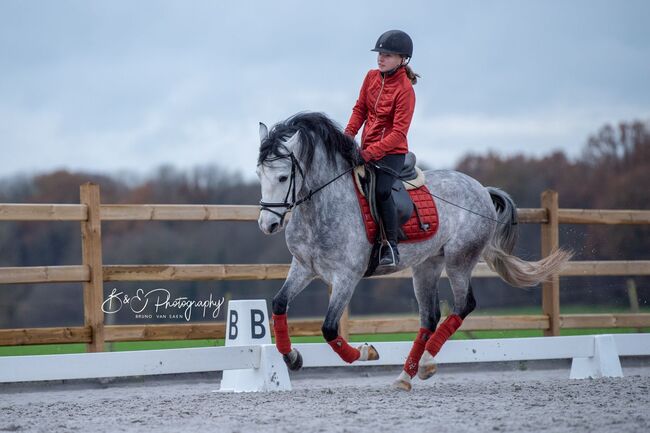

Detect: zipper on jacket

[381,127,386,140]
[373,74,385,113]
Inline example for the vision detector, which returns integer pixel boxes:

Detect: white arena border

[1,334,649,386]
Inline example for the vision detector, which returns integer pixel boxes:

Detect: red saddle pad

[352,172,439,244]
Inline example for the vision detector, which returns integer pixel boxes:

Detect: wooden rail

[2,204,649,225]
[0,185,649,349]
[558,209,650,225]
[0,204,87,221]
[2,261,649,285]
[3,314,650,346]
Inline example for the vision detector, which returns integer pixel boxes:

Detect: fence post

[340,305,350,341]
[328,285,350,340]
[541,190,560,336]
[80,183,105,352]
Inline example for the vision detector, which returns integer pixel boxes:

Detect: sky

[1,0,649,181]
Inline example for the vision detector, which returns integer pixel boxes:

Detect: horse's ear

[284,130,300,151]
[259,122,269,142]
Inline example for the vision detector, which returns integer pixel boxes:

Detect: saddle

[352,152,439,277]
[354,152,426,238]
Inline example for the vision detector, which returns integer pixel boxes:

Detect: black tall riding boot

[374,154,405,267]
[378,198,400,267]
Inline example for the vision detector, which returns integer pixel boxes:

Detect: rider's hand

[360,149,372,163]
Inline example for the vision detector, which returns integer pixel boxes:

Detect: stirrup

[379,242,399,266]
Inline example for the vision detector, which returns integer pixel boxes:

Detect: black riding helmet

[371,30,413,59]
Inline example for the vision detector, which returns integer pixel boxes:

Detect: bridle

[259,152,305,227]
[259,151,355,226]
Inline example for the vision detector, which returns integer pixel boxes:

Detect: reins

[260,151,513,228]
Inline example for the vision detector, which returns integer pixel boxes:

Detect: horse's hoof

[357,344,380,361]
[392,379,412,391]
[417,362,437,380]
[392,371,412,391]
[283,349,303,371]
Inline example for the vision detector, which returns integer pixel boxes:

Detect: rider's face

[377,52,403,72]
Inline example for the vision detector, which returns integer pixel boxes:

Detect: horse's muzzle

[258,217,284,235]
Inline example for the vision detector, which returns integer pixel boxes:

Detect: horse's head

[256,112,360,235]
[256,122,304,235]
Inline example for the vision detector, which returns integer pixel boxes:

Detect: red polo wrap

[425,314,463,357]
[272,313,292,355]
[327,336,361,363]
[403,327,433,378]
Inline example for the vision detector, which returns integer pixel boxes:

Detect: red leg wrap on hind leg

[272,313,292,355]
[327,336,360,363]
[425,314,463,357]
[403,328,433,378]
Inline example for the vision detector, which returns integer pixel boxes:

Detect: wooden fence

[0,183,649,352]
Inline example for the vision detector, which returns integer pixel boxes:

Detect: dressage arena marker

[1,300,648,390]
[217,300,291,392]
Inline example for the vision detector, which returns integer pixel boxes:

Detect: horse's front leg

[321,274,379,363]
[271,258,315,371]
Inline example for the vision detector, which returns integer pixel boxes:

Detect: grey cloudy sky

[1,0,649,180]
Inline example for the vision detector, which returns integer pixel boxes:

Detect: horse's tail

[482,187,573,288]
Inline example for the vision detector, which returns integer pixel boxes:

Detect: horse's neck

[286,147,362,266]
[302,151,343,191]
[294,150,355,222]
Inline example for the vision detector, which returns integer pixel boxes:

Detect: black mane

[258,112,361,171]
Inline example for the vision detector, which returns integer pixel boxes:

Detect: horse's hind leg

[321,274,379,363]
[393,256,444,391]
[419,257,478,373]
[271,258,315,370]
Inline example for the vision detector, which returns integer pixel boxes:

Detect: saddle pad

[352,172,439,244]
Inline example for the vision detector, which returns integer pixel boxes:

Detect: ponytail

[404,65,420,85]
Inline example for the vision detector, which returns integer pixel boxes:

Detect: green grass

[473,305,650,315]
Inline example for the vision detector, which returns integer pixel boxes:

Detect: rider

[345,30,419,267]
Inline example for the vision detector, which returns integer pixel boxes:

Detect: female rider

[345,29,419,267]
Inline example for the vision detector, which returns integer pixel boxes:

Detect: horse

[256,112,571,391]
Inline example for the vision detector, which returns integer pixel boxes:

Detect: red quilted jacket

[344,67,416,161]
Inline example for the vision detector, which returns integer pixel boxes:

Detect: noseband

[259,152,355,226]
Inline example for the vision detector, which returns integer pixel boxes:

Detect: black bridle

[259,152,305,226]
[259,152,354,226]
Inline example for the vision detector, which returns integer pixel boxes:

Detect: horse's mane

[258,112,361,171]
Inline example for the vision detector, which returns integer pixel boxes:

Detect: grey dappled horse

[256,112,571,391]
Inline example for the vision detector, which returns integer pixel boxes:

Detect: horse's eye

[279,176,288,183]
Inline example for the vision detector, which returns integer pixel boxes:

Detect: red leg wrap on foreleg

[403,328,434,378]
[425,314,463,357]
[327,336,360,363]
[272,313,292,355]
